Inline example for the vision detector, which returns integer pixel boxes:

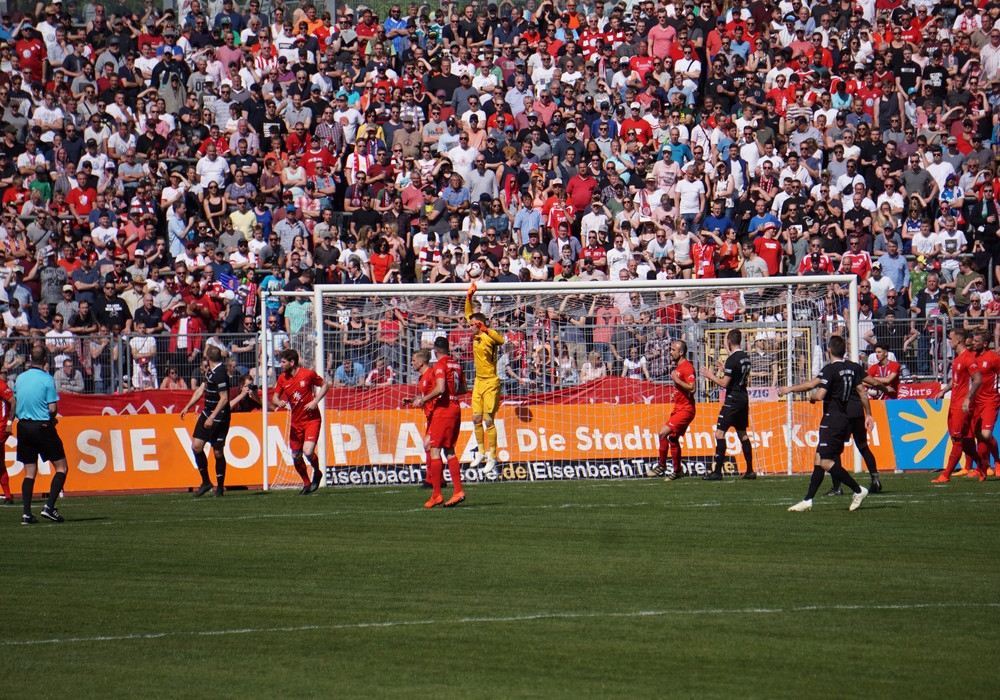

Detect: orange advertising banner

[0,402,898,493]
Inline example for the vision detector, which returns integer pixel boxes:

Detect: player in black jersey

[180,345,232,498]
[778,335,870,512]
[700,329,756,480]
[826,372,883,495]
[776,338,884,495]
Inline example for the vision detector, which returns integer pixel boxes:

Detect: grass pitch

[3,473,999,698]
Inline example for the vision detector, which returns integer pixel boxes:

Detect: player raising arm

[932,329,981,483]
[271,348,332,495]
[780,335,870,512]
[412,338,468,508]
[700,329,755,480]
[465,281,506,478]
[647,340,696,480]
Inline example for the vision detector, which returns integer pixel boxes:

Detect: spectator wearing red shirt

[840,235,873,280]
[566,161,600,212]
[15,29,46,83]
[691,231,717,279]
[67,180,98,226]
[621,102,653,144]
[753,222,785,275]
[579,231,608,271]
[867,344,901,399]
[797,238,835,275]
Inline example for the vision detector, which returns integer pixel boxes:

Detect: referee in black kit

[15,345,69,524]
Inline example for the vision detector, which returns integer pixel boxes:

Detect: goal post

[260,275,859,489]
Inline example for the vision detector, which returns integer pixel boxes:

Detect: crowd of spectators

[0,0,999,391]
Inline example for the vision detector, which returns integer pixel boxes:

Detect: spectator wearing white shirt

[195,143,229,188]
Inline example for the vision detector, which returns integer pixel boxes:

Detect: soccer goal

[259,275,859,489]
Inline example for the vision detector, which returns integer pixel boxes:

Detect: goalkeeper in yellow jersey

[465,282,505,477]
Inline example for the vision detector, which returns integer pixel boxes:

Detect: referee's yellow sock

[474,423,485,455]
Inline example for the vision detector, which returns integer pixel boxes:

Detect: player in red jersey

[933,329,981,483]
[970,329,1000,481]
[412,337,469,508]
[0,376,13,504]
[866,344,901,399]
[271,348,331,495]
[646,341,696,480]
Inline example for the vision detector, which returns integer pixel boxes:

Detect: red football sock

[669,439,682,475]
[944,440,965,478]
[976,440,990,473]
[963,438,979,469]
[989,436,999,466]
[658,437,668,467]
[0,466,9,499]
[293,460,310,486]
[447,456,462,493]
[428,458,443,498]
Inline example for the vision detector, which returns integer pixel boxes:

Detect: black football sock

[215,455,226,490]
[46,471,66,509]
[861,447,878,475]
[194,451,210,485]
[22,476,34,516]
[713,439,727,474]
[828,464,861,494]
[741,438,754,473]
[805,466,825,501]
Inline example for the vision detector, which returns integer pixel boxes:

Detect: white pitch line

[2,601,998,648]
[36,492,1000,527]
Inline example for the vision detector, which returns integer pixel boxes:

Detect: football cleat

[665,470,685,481]
[1,497,13,506]
[443,491,466,508]
[742,471,757,480]
[953,468,971,477]
[214,487,224,498]
[482,456,498,478]
[824,487,843,497]
[193,483,213,498]
[870,475,882,493]
[424,494,444,509]
[298,485,311,496]
[788,500,813,512]
[849,486,869,511]
[40,506,64,523]
[702,472,723,481]
[645,464,665,478]
[930,475,950,484]
[469,452,484,469]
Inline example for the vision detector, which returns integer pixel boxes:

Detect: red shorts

[973,396,1000,433]
[426,406,461,449]
[289,419,322,452]
[665,406,695,437]
[948,407,973,440]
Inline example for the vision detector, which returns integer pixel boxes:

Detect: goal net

[260,276,859,489]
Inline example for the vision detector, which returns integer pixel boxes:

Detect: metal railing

[5,310,968,395]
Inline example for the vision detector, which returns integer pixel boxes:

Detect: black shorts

[717,398,749,432]
[818,413,850,460]
[193,413,231,448]
[16,419,66,465]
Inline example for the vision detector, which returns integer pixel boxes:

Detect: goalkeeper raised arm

[465,282,505,477]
